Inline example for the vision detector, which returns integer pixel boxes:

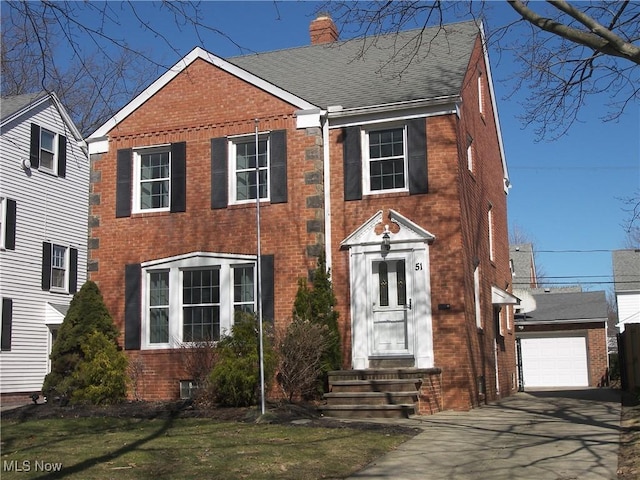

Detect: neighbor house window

[478,71,485,116]
[141,255,258,349]
[364,127,407,194]
[41,242,78,293]
[133,146,171,212]
[29,123,67,177]
[0,197,6,250]
[230,136,269,203]
[467,135,474,171]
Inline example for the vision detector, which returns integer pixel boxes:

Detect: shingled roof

[228,20,479,110]
[612,249,640,292]
[0,91,48,123]
[516,291,608,324]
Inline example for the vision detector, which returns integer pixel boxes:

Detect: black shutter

[5,199,16,250]
[1,298,12,351]
[57,134,67,178]
[116,148,132,218]
[41,242,52,291]
[407,118,428,194]
[170,142,187,212]
[269,130,287,204]
[211,137,228,209]
[69,247,78,293]
[30,123,41,169]
[343,126,362,201]
[260,254,275,323]
[124,263,142,350]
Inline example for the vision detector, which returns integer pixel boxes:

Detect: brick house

[86,17,517,414]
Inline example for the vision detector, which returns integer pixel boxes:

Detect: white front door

[371,258,411,355]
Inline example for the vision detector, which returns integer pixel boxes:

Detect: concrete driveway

[347,388,620,480]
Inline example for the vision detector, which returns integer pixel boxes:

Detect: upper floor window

[116,142,186,217]
[230,136,269,204]
[488,205,495,262]
[466,134,474,172]
[477,71,485,116]
[29,123,67,177]
[363,126,408,194]
[0,197,16,251]
[134,146,170,212]
[41,242,78,294]
[343,119,427,201]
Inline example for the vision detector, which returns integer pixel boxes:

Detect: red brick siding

[90,59,321,400]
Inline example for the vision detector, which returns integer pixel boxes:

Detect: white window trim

[132,144,171,214]
[228,134,271,206]
[0,197,6,250]
[50,244,69,294]
[141,253,257,350]
[362,124,409,196]
[488,205,494,262]
[474,266,482,329]
[38,127,58,175]
[467,135,474,172]
[477,71,485,116]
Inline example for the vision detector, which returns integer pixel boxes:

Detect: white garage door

[520,336,589,388]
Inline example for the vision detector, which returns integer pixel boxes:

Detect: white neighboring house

[613,249,640,333]
[1,91,88,399]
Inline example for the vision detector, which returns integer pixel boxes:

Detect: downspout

[322,113,332,273]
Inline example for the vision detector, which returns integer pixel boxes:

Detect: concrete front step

[320,404,417,419]
[330,379,422,393]
[324,391,419,406]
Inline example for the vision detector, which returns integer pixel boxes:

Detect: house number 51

[415,263,423,270]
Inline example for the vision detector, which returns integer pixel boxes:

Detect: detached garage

[515,291,608,390]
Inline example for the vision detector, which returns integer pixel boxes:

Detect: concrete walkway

[346,389,621,480]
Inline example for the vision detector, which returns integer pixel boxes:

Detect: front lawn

[1,415,411,479]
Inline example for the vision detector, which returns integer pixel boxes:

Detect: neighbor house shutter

[41,242,52,291]
[29,123,41,169]
[211,137,228,209]
[269,130,287,204]
[124,263,142,350]
[343,126,362,201]
[407,118,428,195]
[1,298,12,351]
[69,247,78,293]
[116,148,133,218]
[260,254,275,323]
[5,199,16,250]
[57,134,67,178]
[170,142,187,213]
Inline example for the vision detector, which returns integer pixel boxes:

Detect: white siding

[616,292,640,333]
[0,97,89,394]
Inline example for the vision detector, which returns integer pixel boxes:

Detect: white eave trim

[326,96,460,128]
[516,318,607,326]
[492,286,520,305]
[88,46,318,143]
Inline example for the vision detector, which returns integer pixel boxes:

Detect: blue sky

[52,1,640,293]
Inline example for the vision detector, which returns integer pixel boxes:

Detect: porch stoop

[320,368,442,418]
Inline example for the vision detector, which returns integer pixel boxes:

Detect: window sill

[131,210,171,219]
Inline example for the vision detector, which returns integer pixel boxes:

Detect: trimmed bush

[209,312,276,407]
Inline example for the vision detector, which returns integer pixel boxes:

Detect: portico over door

[341,209,436,370]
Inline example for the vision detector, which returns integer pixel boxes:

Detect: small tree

[42,281,127,404]
[209,312,277,407]
[292,252,341,393]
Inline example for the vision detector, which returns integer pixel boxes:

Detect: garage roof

[516,291,607,324]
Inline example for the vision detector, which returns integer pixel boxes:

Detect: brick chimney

[310,14,338,45]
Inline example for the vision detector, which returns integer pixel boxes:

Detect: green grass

[1,417,409,479]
